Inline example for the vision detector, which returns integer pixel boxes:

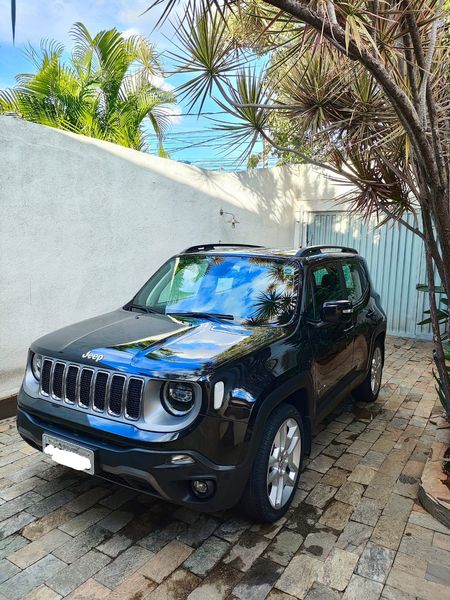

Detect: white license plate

[42,434,95,475]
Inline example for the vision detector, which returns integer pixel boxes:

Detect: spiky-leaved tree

[0,22,176,153]
[151,0,450,416]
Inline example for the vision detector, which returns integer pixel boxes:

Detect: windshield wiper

[124,303,161,314]
[166,311,234,321]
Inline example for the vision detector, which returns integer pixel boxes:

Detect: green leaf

[416,284,446,293]
[0,21,176,152]
[417,317,432,326]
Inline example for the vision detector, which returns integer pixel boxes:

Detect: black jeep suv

[17,244,386,522]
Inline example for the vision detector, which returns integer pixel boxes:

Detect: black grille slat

[41,360,52,394]
[109,375,125,415]
[40,359,143,422]
[79,370,93,407]
[126,379,143,420]
[52,363,65,399]
[94,372,108,411]
[66,366,78,403]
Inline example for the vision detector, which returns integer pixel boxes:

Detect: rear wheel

[353,340,384,402]
[240,403,303,523]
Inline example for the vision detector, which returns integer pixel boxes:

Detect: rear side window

[341,262,367,303]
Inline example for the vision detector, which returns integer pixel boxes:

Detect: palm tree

[0,22,176,153]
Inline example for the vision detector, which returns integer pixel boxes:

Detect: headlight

[162,381,195,416]
[31,353,42,380]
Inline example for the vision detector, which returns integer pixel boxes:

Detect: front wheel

[353,340,384,402]
[240,404,303,523]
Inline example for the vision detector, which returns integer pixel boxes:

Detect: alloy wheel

[371,346,383,395]
[266,417,301,509]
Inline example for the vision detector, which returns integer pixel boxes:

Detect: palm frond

[170,2,244,113]
[1,21,177,153]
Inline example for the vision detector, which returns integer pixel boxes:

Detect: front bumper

[17,391,251,512]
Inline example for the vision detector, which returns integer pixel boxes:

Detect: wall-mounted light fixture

[220,208,239,228]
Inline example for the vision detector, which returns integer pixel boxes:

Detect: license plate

[42,434,95,475]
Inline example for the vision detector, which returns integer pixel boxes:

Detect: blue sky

[0,0,267,170]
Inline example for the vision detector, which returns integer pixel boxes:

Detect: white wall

[0,116,348,398]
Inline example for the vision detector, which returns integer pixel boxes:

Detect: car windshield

[131,254,299,325]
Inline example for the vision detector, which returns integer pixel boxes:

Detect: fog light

[192,479,214,498]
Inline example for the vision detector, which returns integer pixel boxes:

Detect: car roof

[179,244,361,263]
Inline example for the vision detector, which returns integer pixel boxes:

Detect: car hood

[32,309,289,379]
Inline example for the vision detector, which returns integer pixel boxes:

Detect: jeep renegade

[17,244,386,522]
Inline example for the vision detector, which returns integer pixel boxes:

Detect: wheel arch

[375,329,386,350]
[246,375,314,459]
[372,328,386,362]
[283,388,312,456]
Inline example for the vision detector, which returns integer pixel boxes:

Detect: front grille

[79,369,93,407]
[109,375,125,415]
[127,378,143,420]
[94,372,108,411]
[39,359,143,422]
[52,363,65,399]
[66,366,78,403]
[41,360,52,395]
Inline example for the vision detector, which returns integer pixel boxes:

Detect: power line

[174,111,229,116]
[148,129,236,136]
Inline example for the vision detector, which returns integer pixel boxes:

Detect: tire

[240,403,304,523]
[353,339,384,403]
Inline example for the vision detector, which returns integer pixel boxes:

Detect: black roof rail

[296,245,358,258]
[183,243,264,254]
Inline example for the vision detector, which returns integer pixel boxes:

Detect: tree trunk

[422,204,450,419]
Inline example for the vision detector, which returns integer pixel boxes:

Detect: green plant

[435,341,450,414]
[418,297,449,329]
[418,292,450,413]
[0,22,176,153]
[150,0,450,418]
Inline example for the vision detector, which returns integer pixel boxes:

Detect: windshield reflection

[133,255,299,325]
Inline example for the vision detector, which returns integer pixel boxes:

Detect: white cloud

[121,27,142,39]
[161,104,182,125]
[150,73,174,92]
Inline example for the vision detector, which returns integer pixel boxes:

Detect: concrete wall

[0,116,348,398]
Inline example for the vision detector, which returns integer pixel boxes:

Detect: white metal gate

[304,211,432,339]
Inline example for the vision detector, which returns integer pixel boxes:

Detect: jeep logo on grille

[82,351,104,363]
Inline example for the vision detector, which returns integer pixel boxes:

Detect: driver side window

[307,263,346,320]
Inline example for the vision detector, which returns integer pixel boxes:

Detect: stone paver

[183,535,230,576]
[319,548,359,591]
[8,528,70,568]
[46,549,110,596]
[139,539,192,582]
[355,541,395,583]
[222,531,269,572]
[0,337,449,599]
[233,557,284,600]
[94,545,152,589]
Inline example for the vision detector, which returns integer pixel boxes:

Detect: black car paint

[17,249,386,512]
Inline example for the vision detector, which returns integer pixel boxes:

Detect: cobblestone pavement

[1,337,449,600]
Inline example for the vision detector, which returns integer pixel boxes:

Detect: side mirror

[321,300,353,323]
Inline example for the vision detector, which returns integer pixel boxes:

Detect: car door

[305,261,355,418]
[340,260,371,376]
